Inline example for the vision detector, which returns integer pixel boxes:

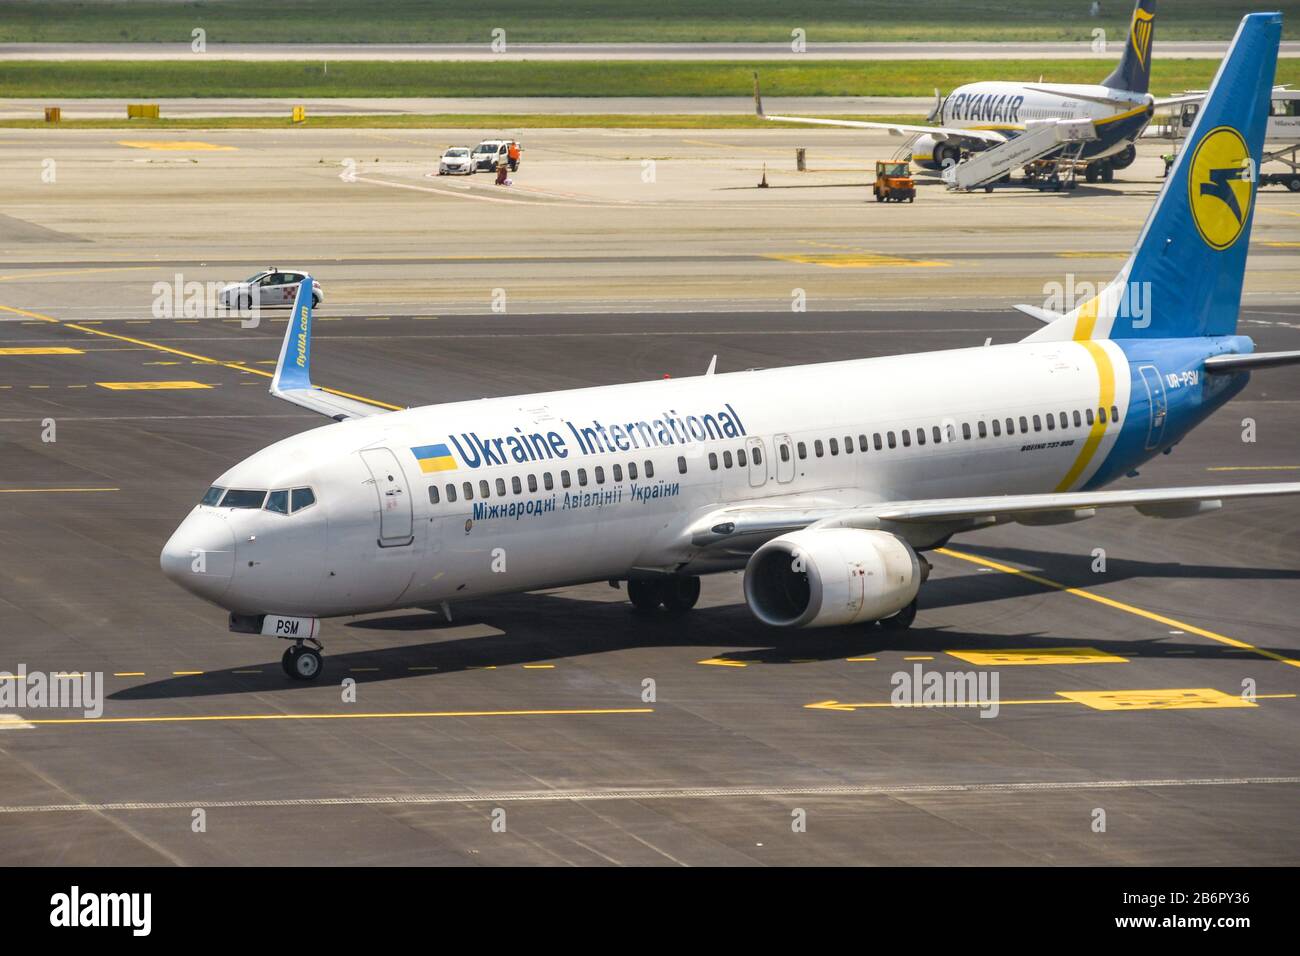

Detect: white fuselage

[166,339,1141,619]
[929,81,1152,162]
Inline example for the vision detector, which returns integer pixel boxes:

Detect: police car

[438,146,474,175]
[218,269,324,310]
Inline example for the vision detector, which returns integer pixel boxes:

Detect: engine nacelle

[911,134,962,172]
[743,528,923,628]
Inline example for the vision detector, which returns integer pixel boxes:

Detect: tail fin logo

[1188,126,1253,251]
[1129,8,1154,69]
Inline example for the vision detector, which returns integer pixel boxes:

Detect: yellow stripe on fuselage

[1054,297,1117,493]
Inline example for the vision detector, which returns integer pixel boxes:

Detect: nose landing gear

[282,637,324,680]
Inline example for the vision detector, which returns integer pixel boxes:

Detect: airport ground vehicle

[438,147,474,175]
[218,269,323,310]
[873,161,915,202]
[472,139,521,172]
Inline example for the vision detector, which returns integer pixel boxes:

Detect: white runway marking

[2,776,1297,814]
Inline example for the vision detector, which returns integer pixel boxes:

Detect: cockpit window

[200,486,224,506]
[265,490,289,514]
[221,489,267,509]
[291,487,316,512]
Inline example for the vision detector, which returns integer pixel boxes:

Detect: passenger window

[1111,405,1120,422]
[1098,407,1108,424]
[221,489,266,509]
[1019,416,1029,433]
[887,431,896,449]
[1059,412,1069,429]
[814,440,823,458]
[901,430,911,447]
[916,428,926,446]
[1046,414,1055,431]
[737,448,747,467]
[578,468,589,486]
[512,476,522,494]
[613,464,623,482]
[797,442,807,459]
[543,472,554,490]
[859,434,869,452]
[723,451,733,469]
[992,419,1001,437]
[561,470,572,488]
[752,447,762,465]
[1032,415,1042,432]
[829,438,839,455]
[1073,410,1082,428]
[958,423,968,440]
[874,433,883,451]
[677,456,687,474]
[780,444,790,462]
[527,474,538,492]
[428,485,440,504]
[495,478,506,496]
[932,426,942,444]
[462,482,473,500]
[200,486,224,506]
[1006,418,1015,435]
[265,490,289,514]
[446,484,457,503]
[844,435,853,454]
[1085,408,1095,425]
[628,462,637,480]
[479,479,490,498]
[978,421,987,438]
[645,460,654,478]
[709,452,719,471]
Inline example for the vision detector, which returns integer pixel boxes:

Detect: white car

[438,146,474,175]
[218,269,324,311]
[472,140,517,172]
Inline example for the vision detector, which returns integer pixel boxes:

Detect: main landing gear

[627,575,701,614]
[282,637,324,680]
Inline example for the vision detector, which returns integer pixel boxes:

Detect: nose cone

[160,511,237,605]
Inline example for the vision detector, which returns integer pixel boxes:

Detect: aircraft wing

[751,73,1006,145]
[269,276,400,421]
[687,483,1300,548]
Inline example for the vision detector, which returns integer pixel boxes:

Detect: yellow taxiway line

[936,547,1300,669]
[0,303,401,412]
[22,707,655,727]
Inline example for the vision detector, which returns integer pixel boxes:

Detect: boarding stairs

[942,119,1097,192]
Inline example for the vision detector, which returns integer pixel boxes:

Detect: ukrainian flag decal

[411,443,457,473]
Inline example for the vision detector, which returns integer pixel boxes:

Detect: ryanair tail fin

[1101,0,1157,94]
[1027,12,1281,345]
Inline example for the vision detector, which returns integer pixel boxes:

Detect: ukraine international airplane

[163,13,1299,680]
[756,0,1182,180]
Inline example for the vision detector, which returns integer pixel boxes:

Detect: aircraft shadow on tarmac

[110,545,1298,700]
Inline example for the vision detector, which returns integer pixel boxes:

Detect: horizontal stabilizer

[1014,303,1065,325]
[1205,350,1300,373]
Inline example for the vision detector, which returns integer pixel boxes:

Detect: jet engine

[912,134,962,172]
[742,528,924,628]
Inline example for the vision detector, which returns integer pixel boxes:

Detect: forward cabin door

[359,447,414,546]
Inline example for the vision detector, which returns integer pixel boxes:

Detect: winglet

[271,275,315,394]
[753,72,765,117]
[269,275,392,420]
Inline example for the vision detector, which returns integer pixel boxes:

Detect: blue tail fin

[1101,0,1157,94]
[1109,12,1280,340]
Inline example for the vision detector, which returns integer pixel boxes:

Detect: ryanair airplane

[757,0,1179,181]
[163,13,1298,680]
